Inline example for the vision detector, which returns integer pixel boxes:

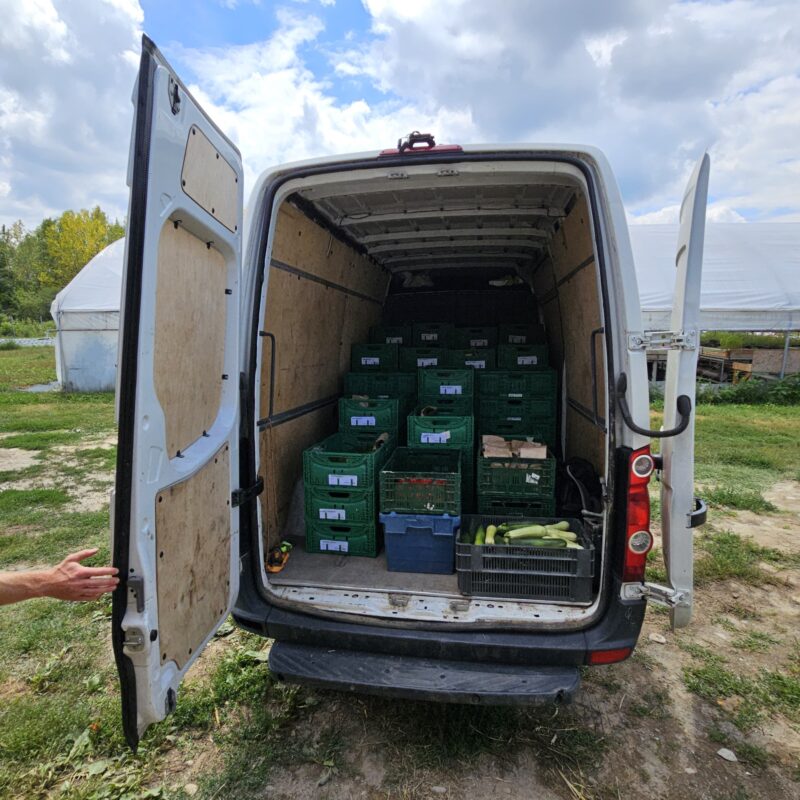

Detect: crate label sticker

[525,472,541,485]
[440,385,463,395]
[361,356,380,366]
[465,360,486,369]
[507,416,523,422]
[470,338,488,347]
[319,508,346,520]
[421,431,450,444]
[350,415,376,427]
[320,539,349,553]
[421,332,439,341]
[328,474,358,487]
[517,355,538,366]
[509,334,527,344]
[509,392,523,398]
[386,336,403,344]
[418,357,439,367]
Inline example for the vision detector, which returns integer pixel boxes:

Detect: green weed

[0,488,70,514]
[694,530,797,586]
[732,632,779,653]
[703,486,777,513]
[629,688,671,719]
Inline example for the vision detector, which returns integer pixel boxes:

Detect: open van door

[660,154,710,629]
[112,36,243,750]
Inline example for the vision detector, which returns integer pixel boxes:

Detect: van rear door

[112,36,243,750]
[660,154,710,629]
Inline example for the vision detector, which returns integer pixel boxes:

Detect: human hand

[40,548,119,601]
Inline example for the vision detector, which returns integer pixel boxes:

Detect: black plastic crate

[476,496,556,517]
[456,515,593,602]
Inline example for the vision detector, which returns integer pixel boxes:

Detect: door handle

[690,497,707,528]
[616,373,692,439]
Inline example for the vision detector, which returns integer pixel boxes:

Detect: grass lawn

[1,346,799,799]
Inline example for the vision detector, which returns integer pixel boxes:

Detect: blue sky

[1,1,799,227]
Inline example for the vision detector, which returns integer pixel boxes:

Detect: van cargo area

[255,160,609,628]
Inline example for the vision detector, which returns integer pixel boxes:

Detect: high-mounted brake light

[622,445,653,582]
[379,130,463,157]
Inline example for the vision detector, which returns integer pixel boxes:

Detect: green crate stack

[451,326,498,348]
[498,323,546,345]
[344,371,417,399]
[351,343,399,372]
[399,347,448,372]
[478,368,557,400]
[407,408,475,512]
[302,431,396,556]
[369,325,412,345]
[412,322,454,347]
[338,396,405,438]
[379,447,461,516]
[477,437,556,516]
[417,368,475,417]
[447,348,497,370]
[497,344,549,370]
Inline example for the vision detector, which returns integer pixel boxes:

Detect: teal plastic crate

[344,372,417,398]
[303,432,395,489]
[498,324,546,345]
[452,326,498,348]
[477,445,556,499]
[417,368,475,399]
[418,395,474,416]
[497,344,549,370]
[305,519,378,557]
[447,348,497,370]
[369,325,412,345]
[478,396,556,423]
[339,397,401,436]
[305,486,375,523]
[379,447,461,515]
[478,369,557,399]
[412,322,454,347]
[480,418,557,447]
[407,410,474,449]
[351,343,399,372]
[399,347,447,371]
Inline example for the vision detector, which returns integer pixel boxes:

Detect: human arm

[0,548,119,605]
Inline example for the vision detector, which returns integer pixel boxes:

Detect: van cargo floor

[268,546,460,596]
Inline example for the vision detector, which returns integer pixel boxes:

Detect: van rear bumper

[269,642,581,705]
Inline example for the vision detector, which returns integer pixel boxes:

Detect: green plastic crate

[339,397,401,436]
[418,395,475,416]
[475,496,556,517]
[477,446,556,499]
[452,326,498,348]
[305,519,378,557]
[478,368,557,399]
[344,372,417,398]
[412,322,454,347]
[305,486,375,523]
[497,344,549,370]
[369,325,412,345]
[303,432,395,489]
[407,410,474,449]
[417,368,475,399]
[478,396,556,423]
[399,347,447,371]
[481,418,557,447]
[447,348,497,370]
[350,343,399,372]
[379,447,461,515]
[498,323,546,345]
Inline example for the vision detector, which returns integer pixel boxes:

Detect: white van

[112,38,709,749]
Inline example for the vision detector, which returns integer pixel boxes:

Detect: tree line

[0,207,124,321]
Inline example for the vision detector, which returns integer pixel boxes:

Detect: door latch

[621,582,690,608]
[627,330,697,351]
[232,476,264,508]
[123,628,146,651]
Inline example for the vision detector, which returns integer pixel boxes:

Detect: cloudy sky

[1,0,798,229]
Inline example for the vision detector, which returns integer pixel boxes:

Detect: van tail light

[622,445,654,582]
[587,647,632,665]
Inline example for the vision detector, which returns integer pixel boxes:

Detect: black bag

[556,457,602,518]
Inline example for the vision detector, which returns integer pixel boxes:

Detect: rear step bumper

[269,642,581,705]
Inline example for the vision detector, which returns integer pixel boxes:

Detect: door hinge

[123,628,146,651]
[621,582,690,608]
[627,330,697,352]
[232,476,264,508]
[127,575,145,613]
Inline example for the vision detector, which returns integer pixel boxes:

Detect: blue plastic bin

[379,512,460,574]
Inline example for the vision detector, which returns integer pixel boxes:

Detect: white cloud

[0,0,141,227]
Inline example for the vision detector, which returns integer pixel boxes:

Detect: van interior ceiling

[255,161,608,627]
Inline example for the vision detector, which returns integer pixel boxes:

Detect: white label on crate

[507,416,523,422]
[509,392,523,398]
[328,474,358,487]
[509,334,527,344]
[525,472,541,485]
[361,356,380,366]
[421,332,439,341]
[386,336,403,344]
[465,359,486,369]
[350,415,376,427]
[319,508,346,520]
[418,357,439,367]
[440,385,463,395]
[517,355,538,366]
[421,431,450,444]
[320,539,349,552]
[470,338,488,347]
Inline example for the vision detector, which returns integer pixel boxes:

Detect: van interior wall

[532,193,606,472]
[259,201,390,547]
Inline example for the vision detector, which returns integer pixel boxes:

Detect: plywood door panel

[156,444,230,670]
[153,224,227,458]
[565,406,605,472]
[181,126,239,233]
[549,195,595,284]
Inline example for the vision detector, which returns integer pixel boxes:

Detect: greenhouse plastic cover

[630,223,800,332]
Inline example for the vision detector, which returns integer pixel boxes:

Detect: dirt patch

[0,676,29,701]
[0,447,39,475]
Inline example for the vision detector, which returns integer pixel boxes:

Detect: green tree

[0,233,16,315]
